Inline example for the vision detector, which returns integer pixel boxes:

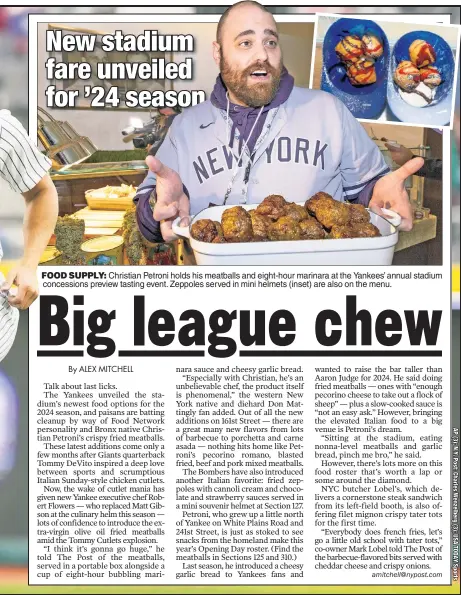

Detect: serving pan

[172,204,401,266]
[320,18,390,120]
[387,30,454,126]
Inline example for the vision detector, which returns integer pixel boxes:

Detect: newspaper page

[1,3,457,594]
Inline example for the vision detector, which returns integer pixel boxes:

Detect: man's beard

[220,55,283,108]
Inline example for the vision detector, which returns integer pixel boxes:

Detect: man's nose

[253,41,269,63]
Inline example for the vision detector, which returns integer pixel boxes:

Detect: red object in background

[0,8,8,30]
[4,7,38,54]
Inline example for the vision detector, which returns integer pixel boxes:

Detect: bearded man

[135,1,422,242]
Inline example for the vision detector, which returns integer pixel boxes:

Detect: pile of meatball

[394,39,442,94]
[190,193,381,244]
[334,32,384,86]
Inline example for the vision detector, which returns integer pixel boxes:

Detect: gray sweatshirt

[135,73,388,242]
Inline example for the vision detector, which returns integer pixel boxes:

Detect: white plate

[172,204,400,266]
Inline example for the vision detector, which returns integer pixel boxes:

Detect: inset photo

[312,15,460,127]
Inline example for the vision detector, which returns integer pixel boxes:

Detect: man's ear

[212,41,221,67]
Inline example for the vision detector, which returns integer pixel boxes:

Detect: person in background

[384,142,442,181]
[145,106,180,155]
[0,109,58,360]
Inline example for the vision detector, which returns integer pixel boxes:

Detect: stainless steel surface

[79,136,98,153]
[37,107,71,149]
[37,107,97,168]
[58,123,98,153]
[47,138,96,170]
[58,121,80,139]
[66,160,146,171]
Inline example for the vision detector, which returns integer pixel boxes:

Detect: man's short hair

[216,1,272,46]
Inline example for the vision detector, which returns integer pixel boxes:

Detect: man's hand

[1,263,38,310]
[369,157,424,232]
[146,155,190,242]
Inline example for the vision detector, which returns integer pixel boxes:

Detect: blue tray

[320,18,389,120]
[387,30,454,126]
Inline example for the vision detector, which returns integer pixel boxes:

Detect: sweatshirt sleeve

[337,99,390,201]
[133,184,163,243]
[135,120,186,243]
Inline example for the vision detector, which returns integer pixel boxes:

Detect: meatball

[315,201,351,229]
[409,39,436,68]
[330,222,380,239]
[305,191,334,215]
[221,206,253,242]
[255,194,287,220]
[305,192,349,229]
[283,203,310,222]
[330,225,355,239]
[419,66,442,89]
[299,218,326,240]
[348,203,370,224]
[191,219,219,243]
[394,61,420,92]
[268,216,301,241]
[352,222,381,238]
[346,57,376,86]
[211,222,226,243]
[335,35,364,63]
[250,210,271,241]
[362,33,383,59]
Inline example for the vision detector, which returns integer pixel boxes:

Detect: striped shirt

[0,272,19,363]
[0,109,52,261]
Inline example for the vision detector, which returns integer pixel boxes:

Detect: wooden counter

[47,207,126,245]
[51,165,147,216]
[71,206,125,237]
[50,166,146,182]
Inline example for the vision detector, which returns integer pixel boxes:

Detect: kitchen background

[0,5,459,594]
